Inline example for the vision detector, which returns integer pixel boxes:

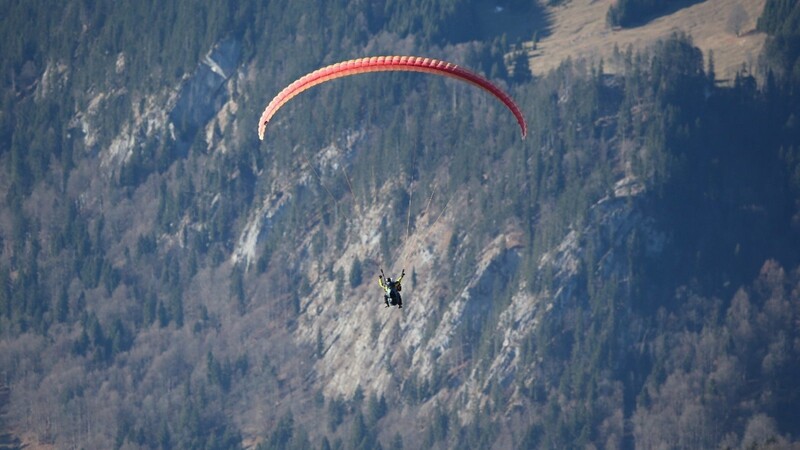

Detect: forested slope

[1,1,799,449]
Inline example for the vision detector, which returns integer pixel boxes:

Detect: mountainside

[530,0,767,81]
[1,1,800,449]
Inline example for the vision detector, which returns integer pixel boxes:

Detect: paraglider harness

[379,269,404,308]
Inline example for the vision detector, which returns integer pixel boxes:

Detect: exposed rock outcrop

[170,37,241,139]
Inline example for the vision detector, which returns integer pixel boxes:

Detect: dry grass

[529,0,767,82]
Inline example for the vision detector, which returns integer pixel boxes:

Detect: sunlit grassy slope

[528,0,766,81]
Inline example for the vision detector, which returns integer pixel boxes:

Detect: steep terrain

[1,1,800,449]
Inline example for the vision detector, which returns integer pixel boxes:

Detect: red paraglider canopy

[258,56,527,140]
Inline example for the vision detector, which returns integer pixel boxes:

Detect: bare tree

[727,3,749,37]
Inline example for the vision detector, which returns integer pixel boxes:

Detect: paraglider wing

[257,56,527,140]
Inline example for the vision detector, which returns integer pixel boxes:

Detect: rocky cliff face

[170,37,241,140]
[94,40,662,419]
[224,122,664,425]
